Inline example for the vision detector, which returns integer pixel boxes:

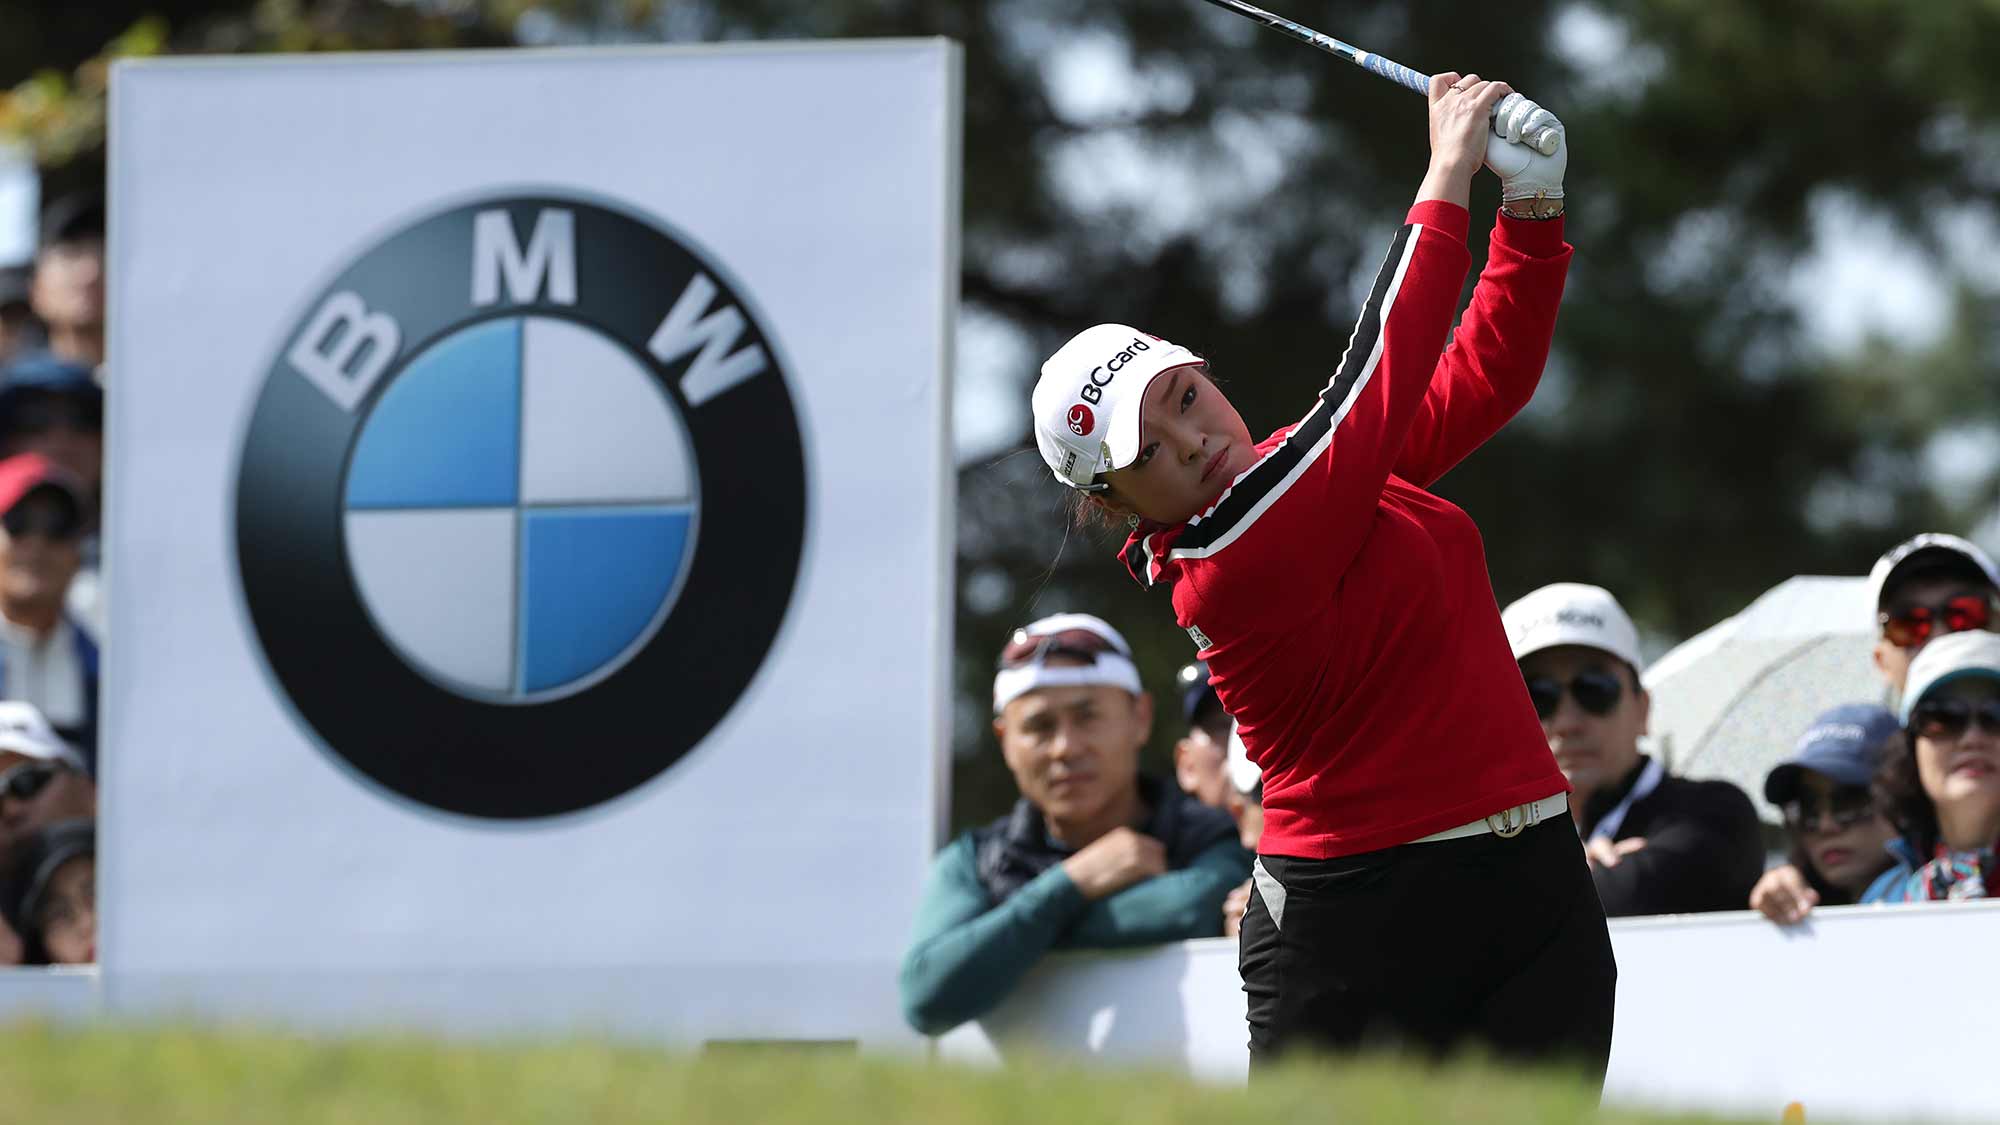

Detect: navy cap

[1764,703,1900,804]
[1177,661,1223,729]
[0,352,102,433]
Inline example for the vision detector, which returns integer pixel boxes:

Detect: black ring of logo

[235,194,807,819]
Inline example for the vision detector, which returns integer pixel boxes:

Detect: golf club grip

[1352,51,1429,96]
[1355,53,1560,156]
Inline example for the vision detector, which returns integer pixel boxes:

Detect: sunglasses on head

[1781,785,1876,835]
[0,762,59,803]
[1910,696,2000,742]
[1524,670,1624,720]
[0,503,81,542]
[1879,594,1995,650]
[998,627,1123,670]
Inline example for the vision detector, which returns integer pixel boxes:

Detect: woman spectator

[1750,705,1900,923]
[1865,631,2000,902]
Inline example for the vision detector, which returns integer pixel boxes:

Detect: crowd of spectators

[903,531,2000,1034]
[0,190,106,967]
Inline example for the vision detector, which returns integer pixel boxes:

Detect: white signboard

[939,903,2000,1123]
[103,41,958,1045]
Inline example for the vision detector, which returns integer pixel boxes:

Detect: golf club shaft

[1197,0,1560,156]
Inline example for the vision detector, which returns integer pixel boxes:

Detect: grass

[0,1022,1766,1125]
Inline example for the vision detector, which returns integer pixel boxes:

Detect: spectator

[0,700,93,851]
[1504,582,1765,916]
[1220,725,1263,938]
[1173,660,1231,809]
[1752,532,2000,915]
[0,352,103,500]
[899,612,1248,1035]
[1,818,94,964]
[1868,533,2000,698]
[0,266,42,366]
[0,353,106,637]
[0,454,99,763]
[1750,705,1900,924]
[1864,630,2000,903]
[28,195,104,370]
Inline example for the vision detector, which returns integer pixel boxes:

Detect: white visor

[1031,324,1203,491]
[992,611,1144,713]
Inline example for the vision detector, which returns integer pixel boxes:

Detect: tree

[6,1,1994,830]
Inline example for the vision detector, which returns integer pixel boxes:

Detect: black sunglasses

[0,762,59,803]
[1781,785,1876,834]
[1911,696,2000,742]
[1,503,82,542]
[1524,671,1624,720]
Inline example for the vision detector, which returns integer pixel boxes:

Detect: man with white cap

[898,612,1248,1036]
[1867,533,2000,698]
[0,700,93,862]
[1504,583,1764,916]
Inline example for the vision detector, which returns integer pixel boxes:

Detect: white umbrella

[1642,576,1892,823]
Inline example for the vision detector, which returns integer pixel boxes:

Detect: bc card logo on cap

[235,193,807,819]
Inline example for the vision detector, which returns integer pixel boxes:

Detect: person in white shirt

[0,454,96,765]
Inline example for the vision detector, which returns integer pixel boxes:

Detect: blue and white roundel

[341,315,698,701]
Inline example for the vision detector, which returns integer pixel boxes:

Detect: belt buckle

[1486,800,1539,839]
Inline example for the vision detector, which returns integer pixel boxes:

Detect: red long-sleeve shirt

[1119,201,1572,859]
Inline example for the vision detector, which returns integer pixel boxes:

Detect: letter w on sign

[649,273,768,407]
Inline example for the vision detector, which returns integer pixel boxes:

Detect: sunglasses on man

[997,627,1124,670]
[0,761,61,804]
[1910,696,2000,742]
[0,504,82,542]
[1780,785,1876,835]
[1524,670,1625,720]
[1878,593,1996,650]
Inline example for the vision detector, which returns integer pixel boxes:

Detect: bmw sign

[235,194,808,819]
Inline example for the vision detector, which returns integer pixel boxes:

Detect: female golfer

[1027,74,1615,1077]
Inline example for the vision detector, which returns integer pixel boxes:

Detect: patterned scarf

[1915,844,1996,901]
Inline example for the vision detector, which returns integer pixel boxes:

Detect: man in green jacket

[899,612,1249,1036]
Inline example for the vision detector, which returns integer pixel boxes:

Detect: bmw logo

[235,193,808,819]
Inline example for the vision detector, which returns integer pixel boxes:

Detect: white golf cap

[1032,324,1203,491]
[0,701,84,771]
[1502,582,1643,670]
[1899,628,2000,724]
[1867,533,2000,624]
[992,612,1144,714]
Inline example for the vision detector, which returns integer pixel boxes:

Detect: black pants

[1239,815,1616,1089]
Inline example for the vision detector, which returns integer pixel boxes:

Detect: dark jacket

[1582,757,1764,917]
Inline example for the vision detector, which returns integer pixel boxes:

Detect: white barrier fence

[939,901,2000,1124]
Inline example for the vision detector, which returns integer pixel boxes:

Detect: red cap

[0,453,83,517]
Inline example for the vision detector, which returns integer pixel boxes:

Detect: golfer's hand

[1750,864,1819,925]
[1486,92,1566,217]
[1062,828,1168,900]
[1222,879,1252,938]
[1418,72,1512,210]
[1584,835,1648,869]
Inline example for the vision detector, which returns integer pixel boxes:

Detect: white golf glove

[1485,92,1566,218]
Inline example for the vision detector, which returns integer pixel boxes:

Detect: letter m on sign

[472,208,577,307]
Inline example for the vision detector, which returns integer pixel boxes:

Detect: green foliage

[0,1021,1755,1124]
